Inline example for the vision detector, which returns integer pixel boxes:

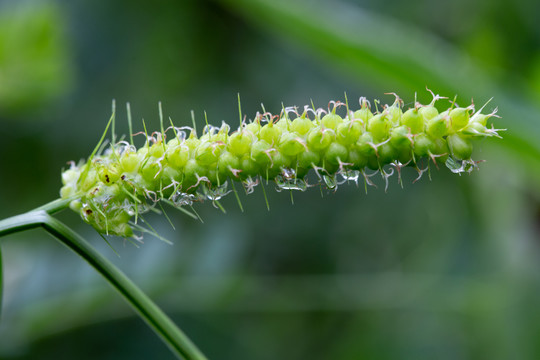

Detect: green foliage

[0,1,73,116]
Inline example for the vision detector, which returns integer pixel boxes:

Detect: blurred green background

[1,0,540,359]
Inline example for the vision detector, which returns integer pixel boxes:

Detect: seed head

[61,93,503,238]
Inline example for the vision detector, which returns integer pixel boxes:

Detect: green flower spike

[60,93,503,238]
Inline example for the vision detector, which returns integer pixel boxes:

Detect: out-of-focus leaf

[219,0,540,181]
[0,244,3,321]
[0,1,74,117]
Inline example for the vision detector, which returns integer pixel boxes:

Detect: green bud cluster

[60,94,502,238]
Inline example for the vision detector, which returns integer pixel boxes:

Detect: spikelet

[60,93,503,237]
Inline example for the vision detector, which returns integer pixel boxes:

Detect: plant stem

[32,197,73,214]
[0,208,207,360]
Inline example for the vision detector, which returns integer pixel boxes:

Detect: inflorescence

[60,92,502,238]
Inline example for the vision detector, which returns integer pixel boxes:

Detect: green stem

[0,206,207,360]
[32,197,74,214]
